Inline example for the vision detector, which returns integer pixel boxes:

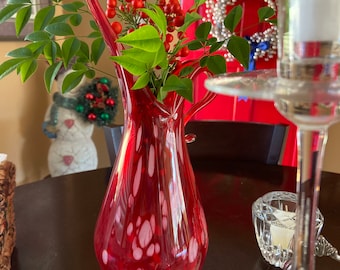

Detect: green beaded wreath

[43,77,118,139]
[75,77,119,126]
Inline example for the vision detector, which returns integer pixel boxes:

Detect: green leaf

[45,22,74,36]
[15,5,31,36]
[140,4,167,38]
[70,14,82,26]
[25,30,51,41]
[207,37,217,45]
[111,55,147,76]
[72,62,88,71]
[88,31,102,38]
[121,48,153,66]
[62,1,85,12]
[117,25,162,52]
[85,69,95,79]
[154,44,168,69]
[206,55,226,74]
[90,20,99,31]
[267,18,277,25]
[50,14,73,24]
[199,55,208,67]
[61,70,86,93]
[258,7,275,22]
[78,41,90,61]
[188,40,203,50]
[209,41,225,53]
[19,59,37,82]
[0,58,25,79]
[132,72,149,90]
[34,5,55,31]
[62,37,81,67]
[179,66,194,77]
[7,47,33,58]
[178,11,201,33]
[8,0,31,4]
[0,4,24,24]
[195,22,211,40]
[26,41,48,54]
[224,5,243,33]
[91,37,105,64]
[162,75,193,102]
[194,0,206,8]
[227,36,250,69]
[44,41,58,64]
[44,61,63,92]
[122,46,167,69]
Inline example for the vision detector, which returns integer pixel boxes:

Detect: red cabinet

[183,0,297,166]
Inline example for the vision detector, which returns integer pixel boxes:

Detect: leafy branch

[0,0,276,102]
[0,0,106,93]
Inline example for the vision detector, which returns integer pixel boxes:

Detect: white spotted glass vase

[93,86,209,270]
[86,0,211,267]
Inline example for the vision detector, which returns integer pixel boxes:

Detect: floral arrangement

[0,0,275,102]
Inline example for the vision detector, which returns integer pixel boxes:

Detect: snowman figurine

[43,70,118,177]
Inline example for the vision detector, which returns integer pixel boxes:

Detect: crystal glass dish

[252,191,324,268]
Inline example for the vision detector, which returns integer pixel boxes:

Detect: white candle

[270,209,295,249]
[290,0,340,42]
[0,153,7,163]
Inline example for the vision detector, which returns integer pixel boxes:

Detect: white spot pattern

[188,237,198,263]
[102,250,108,265]
[133,158,142,197]
[148,145,155,177]
[138,220,153,248]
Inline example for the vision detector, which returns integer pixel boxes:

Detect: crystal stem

[294,128,328,269]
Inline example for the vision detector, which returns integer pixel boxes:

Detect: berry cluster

[105,0,190,58]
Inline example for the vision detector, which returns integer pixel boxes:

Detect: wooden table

[11,160,340,269]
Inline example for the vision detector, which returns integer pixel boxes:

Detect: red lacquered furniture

[183,0,297,167]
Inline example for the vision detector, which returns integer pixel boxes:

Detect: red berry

[107,0,116,8]
[140,11,148,19]
[158,0,165,6]
[173,16,184,27]
[164,41,170,52]
[163,4,172,14]
[178,46,189,57]
[111,21,122,34]
[177,31,186,39]
[132,0,144,9]
[167,25,175,32]
[105,8,116,19]
[166,33,173,43]
[171,3,181,14]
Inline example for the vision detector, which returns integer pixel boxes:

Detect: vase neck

[122,87,185,126]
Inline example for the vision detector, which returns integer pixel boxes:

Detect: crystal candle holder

[252,191,324,268]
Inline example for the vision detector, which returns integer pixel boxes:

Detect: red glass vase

[85,1,214,269]
[94,87,209,269]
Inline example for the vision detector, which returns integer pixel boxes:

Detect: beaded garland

[43,77,118,139]
[203,0,277,69]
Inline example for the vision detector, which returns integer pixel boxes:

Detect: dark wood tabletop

[11,160,340,270]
